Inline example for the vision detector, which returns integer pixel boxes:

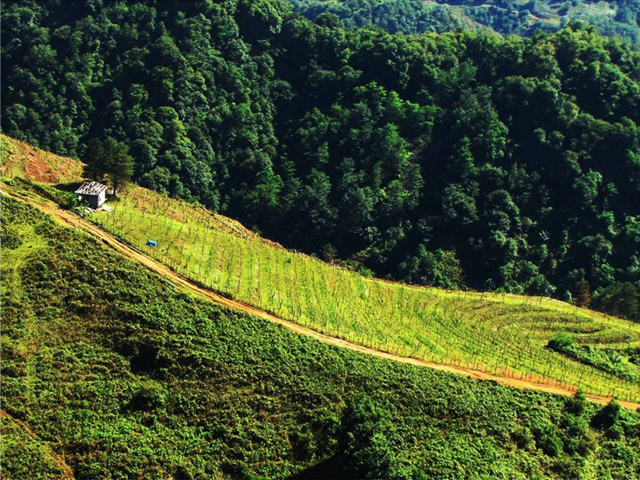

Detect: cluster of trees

[2,0,640,302]
[289,0,640,47]
[84,137,133,195]
[592,282,640,321]
[287,0,465,34]
[575,280,640,321]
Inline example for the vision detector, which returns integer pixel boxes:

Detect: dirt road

[3,186,638,410]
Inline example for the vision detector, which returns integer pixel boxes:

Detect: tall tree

[83,137,134,196]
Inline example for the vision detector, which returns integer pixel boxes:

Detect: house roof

[75,181,108,196]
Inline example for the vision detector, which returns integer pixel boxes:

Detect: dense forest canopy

[2,0,640,305]
[289,0,640,47]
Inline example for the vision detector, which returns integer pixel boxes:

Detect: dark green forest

[2,0,640,306]
[3,194,640,480]
[290,0,640,47]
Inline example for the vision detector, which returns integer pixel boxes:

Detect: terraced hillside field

[88,186,640,402]
[4,194,640,479]
[2,134,638,402]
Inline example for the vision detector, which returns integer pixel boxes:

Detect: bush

[565,390,589,416]
[1,226,23,249]
[591,401,622,430]
[532,420,563,457]
[511,426,534,450]
[128,381,167,412]
[547,333,574,351]
[341,394,403,479]
[547,336,639,381]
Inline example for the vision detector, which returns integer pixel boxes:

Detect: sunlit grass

[91,186,640,401]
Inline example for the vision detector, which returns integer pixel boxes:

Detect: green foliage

[84,137,134,195]
[0,414,70,480]
[593,282,640,321]
[4,194,640,479]
[566,390,589,416]
[290,0,640,47]
[341,395,401,479]
[547,334,640,382]
[548,333,576,351]
[2,1,640,300]
[289,0,466,34]
[591,400,623,430]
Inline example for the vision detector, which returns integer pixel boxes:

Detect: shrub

[566,390,589,416]
[128,381,167,412]
[591,401,622,430]
[547,333,574,351]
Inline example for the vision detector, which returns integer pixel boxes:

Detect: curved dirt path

[3,187,639,410]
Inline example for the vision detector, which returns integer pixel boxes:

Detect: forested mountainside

[2,0,640,301]
[290,0,640,47]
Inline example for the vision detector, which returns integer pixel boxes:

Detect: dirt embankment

[3,186,639,411]
[1,135,83,183]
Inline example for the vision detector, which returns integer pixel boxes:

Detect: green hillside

[3,134,638,403]
[87,182,640,402]
[290,0,640,46]
[2,191,640,479]
[2,1,640,478]
[3,1,640,301]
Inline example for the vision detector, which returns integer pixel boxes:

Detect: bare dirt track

[3,185,639,410]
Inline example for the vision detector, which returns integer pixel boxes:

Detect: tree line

[289,0,640,47]
[2,0,639,318]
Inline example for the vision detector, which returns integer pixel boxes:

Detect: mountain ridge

[289,0,640,46]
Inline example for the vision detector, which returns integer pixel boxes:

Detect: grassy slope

[2,133,639,401]
[0,134,83,183]
[2,195,640,480]
[89,184,640,401]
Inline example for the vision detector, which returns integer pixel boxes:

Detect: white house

[75,181,108,208]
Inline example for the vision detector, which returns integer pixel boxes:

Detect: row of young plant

[92,189,640,401]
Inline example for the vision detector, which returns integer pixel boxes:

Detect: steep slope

[2,137,639,404]
[5,179,639,409]
[89,182,640,402]
[0,134,83,183]
[2,193,640,480]
[3,2,640,299]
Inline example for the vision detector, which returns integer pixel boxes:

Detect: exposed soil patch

[1,135,83,183]
[24,148,60,183]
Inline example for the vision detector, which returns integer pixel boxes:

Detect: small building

[75,181,108,208]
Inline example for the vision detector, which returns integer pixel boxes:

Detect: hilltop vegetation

[290,0,640,46]
[3,193,640,479]
[2,0,640,302]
